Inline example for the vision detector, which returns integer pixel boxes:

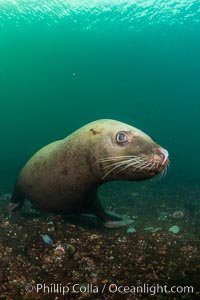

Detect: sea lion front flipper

[95,204,134,228]
[103,211,134,228]
[85,191,134,228]
[8,184,25,212]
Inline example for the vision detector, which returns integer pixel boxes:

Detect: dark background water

[0,0,200,191]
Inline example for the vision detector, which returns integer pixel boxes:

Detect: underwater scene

[0,0,200,299]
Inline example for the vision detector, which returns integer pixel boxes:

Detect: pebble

[127,227,136,233]
[144,226,155,231]
[41,234,54,245]
[168,225,180,234]
[158,212,168,221]
[47,221,54,225]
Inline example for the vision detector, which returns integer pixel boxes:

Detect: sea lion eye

[116,131,128,143]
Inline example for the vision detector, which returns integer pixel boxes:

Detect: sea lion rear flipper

[8,184,25,212]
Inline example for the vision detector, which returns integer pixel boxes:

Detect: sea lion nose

[159,148,169,165]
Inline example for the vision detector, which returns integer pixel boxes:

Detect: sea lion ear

[89,128,101,135]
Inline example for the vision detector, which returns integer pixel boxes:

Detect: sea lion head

[87,119,169,182]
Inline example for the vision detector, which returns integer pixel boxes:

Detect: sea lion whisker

[163,165,168,177]
[151,160,158,170]
[147,159,155,171]
[159,167,167,180]
[102,158,141,169]
[151,160,158,171]
[116,161,143,173]
[133,162,152,172]
[158,170,163,180]
[139,159,154,172]
[102,158,143,179]
[97,155,139,163]
[139,161,153,170]
[116,159,150,174]
[131,159,150,168]
[102,165,123,180]
[99,155,139,160]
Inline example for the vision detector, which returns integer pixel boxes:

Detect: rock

[171,211,184,219]
[158,212,168,221]
[127,227,136,234]
[168,225,180,234]
[144,226,155,231]
[41,234,54,245]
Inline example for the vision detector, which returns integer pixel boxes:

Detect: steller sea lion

[9,119,169,228]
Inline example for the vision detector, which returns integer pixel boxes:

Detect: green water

[0,0,200,190]
[0,2,200,298]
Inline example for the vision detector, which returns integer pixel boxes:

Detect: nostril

[160,148,169,165]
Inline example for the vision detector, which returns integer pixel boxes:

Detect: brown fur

[9,119,168,227]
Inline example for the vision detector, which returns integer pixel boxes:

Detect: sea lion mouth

[97,149,169,180]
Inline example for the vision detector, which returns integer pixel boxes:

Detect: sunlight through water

[0,0,199,31]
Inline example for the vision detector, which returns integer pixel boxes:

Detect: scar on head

[90,128,101,135]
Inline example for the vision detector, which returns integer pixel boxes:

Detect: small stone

[144,226,154,231]
[67,244,75,258]
[171,211,184,219]
[153,227,162,232]
[127,227,136,234]
[158,212,168,221]
[47,221,54,225]
[41,234,54,245]
[168,225,180,234]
